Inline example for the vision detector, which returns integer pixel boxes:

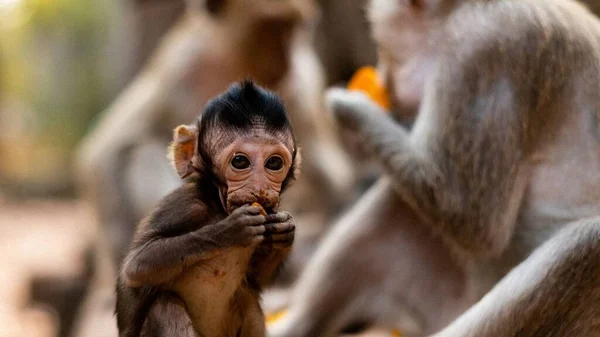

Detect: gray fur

[269,0,600,336]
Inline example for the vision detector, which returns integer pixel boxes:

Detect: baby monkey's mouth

[223,191,278,215]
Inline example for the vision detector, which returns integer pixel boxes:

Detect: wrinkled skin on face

[214,131,294,214]
[169,81,298,216]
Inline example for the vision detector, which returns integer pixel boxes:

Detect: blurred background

[0,0,378,336]
[1,0,127,336]
[0,0,120,196]
[5,1,600,337]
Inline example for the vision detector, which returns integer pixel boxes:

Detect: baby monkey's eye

[231,155,251,169]
[265,156,284,171]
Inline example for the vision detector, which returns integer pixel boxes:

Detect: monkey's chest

[172,247,261,336]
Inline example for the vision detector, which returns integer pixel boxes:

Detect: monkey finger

[235,205,263,216]
[265,222,295,234]
[265,211,292,223]
[245,224,266,236]
[237,214,267,227]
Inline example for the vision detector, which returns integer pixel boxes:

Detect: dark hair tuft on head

[199,79,291,134]
[193,80,298,190]
[195,80,297,185]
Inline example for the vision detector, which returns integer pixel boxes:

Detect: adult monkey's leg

[269,178,474,337]
[432,217,600,337]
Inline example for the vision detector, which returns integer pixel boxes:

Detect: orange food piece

[252,202,267,216]
[265,309,288,325]
[391,329,403,337]
[347,66,391,110]
[264,308,402,336]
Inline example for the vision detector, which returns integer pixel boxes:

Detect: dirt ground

[0,198,96,337]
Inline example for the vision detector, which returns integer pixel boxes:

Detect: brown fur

[116,179,276,337]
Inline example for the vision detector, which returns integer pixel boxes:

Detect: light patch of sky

[0,0,21,11]
[0,0,22,29]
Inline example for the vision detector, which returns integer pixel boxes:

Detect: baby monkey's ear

[281,146,302,192]
[292,147,302,181]
[168,124,199,179]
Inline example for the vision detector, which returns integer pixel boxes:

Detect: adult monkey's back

[268,0,600,336]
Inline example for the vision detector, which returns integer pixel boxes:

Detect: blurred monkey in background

[75,0,354,275]
[72,1,356,336]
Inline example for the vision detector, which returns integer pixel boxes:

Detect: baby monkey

[115,80,300,337]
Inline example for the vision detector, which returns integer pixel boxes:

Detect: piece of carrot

[391,329,403,337]
[265,309,288,325]
[347,66,391,110]
[252,202,268,216]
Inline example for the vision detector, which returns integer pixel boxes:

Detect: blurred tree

[0,0,122,197]
[0,0,188,197]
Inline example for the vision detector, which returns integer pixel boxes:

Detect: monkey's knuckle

[278,223,291,233]
[239,215,259,226]
[267,223,280,231]
[269,213,284,222]
[228,212,242,223]
[236,215,250,224]
[276,222,293,233]
[287,221,296,230]
[231,219,246,229]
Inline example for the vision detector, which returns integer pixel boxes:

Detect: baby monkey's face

[215,132,294,214]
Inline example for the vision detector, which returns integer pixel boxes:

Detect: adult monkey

[269,0,600,336]
[313,0,377,86]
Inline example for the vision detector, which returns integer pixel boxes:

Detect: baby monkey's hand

[263,211,295,249]
[215,205,266,247]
